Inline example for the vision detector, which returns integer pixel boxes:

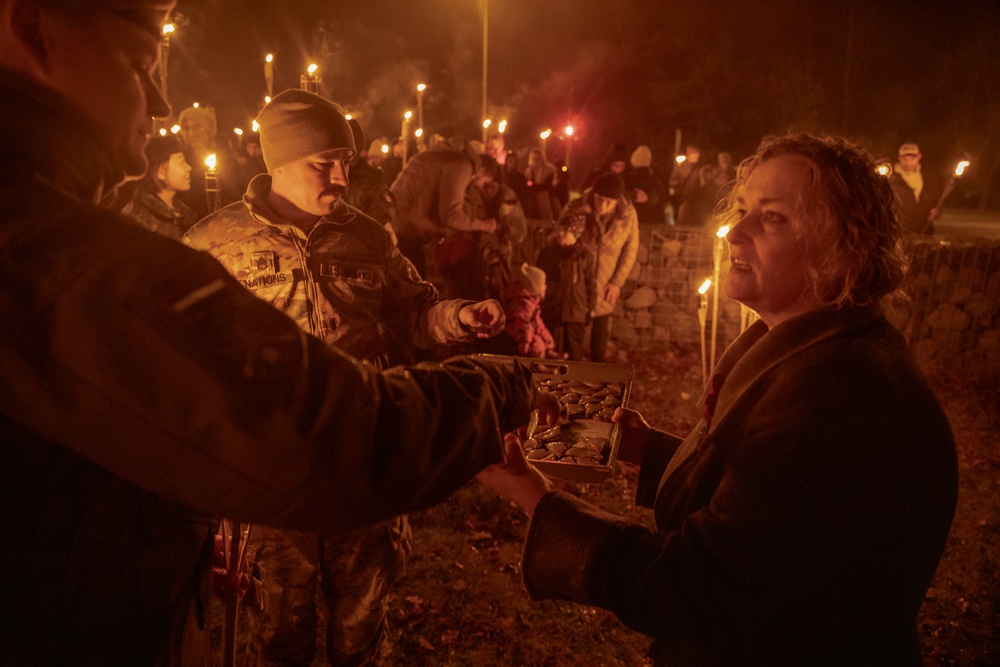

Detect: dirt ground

[215,344,999,666]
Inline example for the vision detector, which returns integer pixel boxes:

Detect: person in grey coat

[478,134,958,665]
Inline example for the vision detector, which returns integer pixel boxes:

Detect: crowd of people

[0,1,958,665]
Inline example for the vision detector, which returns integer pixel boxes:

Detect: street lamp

[156,22,175,131]
[401,110,413,167]
[481,0,489,143]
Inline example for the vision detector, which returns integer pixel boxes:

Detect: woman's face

[724,154,817,327]
[159,152,192,193]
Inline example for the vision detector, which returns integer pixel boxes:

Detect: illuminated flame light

[162,23,175,36]
[540,129,552,140]
[955,160,970,176]
[877,164,891,176]
[498,120,507,133]
[265,53,274,64]
[158,128,167,136]
[716,224,731,238]
[170,124,181,134]
[264,96,271,104]
[205,154,217,171]
[483,119,491,129]
[381,144,389,154]
[565,125,574,136]
[417,83,427,92]
[307,63,318,75]
[251,120,259,133]
[415,128,423,138]
[404,111,413,120]
[345,114,352,120]
[192,102,199,108]
[698,278,712,295]
[676,155,686,164]
[233,128,243,136]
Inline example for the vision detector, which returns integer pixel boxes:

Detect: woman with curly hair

[479,134,958,665]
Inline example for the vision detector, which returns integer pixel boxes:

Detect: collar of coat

[704,304,884,436]
[0,67,125,205]
[242,172,358,231]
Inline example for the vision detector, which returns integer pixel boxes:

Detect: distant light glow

[251,120,259,132]
[483,119,492,129]
[345,114,352,120]
[716,225,731,238]
[264,96,271,104]
[265,53,273,63]
[417,83,427,92]
[192,102,199,108]
[381,144,389,154]
[415,128,423,138]
[956,160,970,176]
[233,128,243,136]
[698,278,712,295]
[676,155,686,164]
[307,63,318,75]
[170,124,180,134]
[498,120,507,133]
[205,153,217,170]
[877,163,891,176]
[565,125,574,136]
[540,129,552,140]
[404,110,413,120]
[162,23,175,36]
[158,128,167,136]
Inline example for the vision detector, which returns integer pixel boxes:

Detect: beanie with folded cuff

[591,173,625,200]
[517,263,547,297]
[255,89,356,172]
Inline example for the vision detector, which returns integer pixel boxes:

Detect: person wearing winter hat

[500,263,558,359]
[557,172,640,361]
[625,144,669,225]
[185,88,506,666]
[120,134,195,239]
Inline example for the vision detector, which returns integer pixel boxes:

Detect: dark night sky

[168,0,1000,202]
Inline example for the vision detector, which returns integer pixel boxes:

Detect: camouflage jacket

[184,175,476,367]
[120,186,196,241]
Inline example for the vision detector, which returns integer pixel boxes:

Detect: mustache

[322,185,347,197]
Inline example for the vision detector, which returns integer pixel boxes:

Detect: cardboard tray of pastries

[477,355,633,483]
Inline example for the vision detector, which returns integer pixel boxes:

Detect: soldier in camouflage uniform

[184,90,506,666]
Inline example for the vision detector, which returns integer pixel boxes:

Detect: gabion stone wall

[610,228,1000,381]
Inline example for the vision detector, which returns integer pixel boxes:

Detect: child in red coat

[500,263,559,358]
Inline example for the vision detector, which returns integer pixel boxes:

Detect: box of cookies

[478,356,633,482]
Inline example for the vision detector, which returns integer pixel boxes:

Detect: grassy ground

[213,344,999,666]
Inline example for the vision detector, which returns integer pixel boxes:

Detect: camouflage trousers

[244,515,411,666]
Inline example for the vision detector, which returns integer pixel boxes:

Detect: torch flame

[381,144,389,154]
[265,53,273,63]
[955,160,970,176]
[877,163,891,176]
[158,128,167,136]
[565,125,574,136]
[483,119,492,129]
[233,128,243,136]
[307,63,318,75]
[170,124,180,134]
[417,83,426,92]
[415,128,423,138]
[540,129,552,140]
[251,120,259,133]
[698,278,712,295]
[162,23,175,36]
[498,120,507,133]
[716,224,731,238]
[205,154,217,171]
[404,110,412,120]
[676,155,686,164]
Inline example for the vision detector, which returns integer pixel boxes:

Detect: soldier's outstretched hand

[460,299,506,337]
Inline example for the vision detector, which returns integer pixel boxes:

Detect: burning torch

[697,278,711,388]
[204,153,220,213]
[923,156,972,233]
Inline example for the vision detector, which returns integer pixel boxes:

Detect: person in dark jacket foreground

[478,134,958,665]
[0,1,555,664]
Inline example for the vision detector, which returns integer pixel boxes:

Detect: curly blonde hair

[719,134,907,308]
